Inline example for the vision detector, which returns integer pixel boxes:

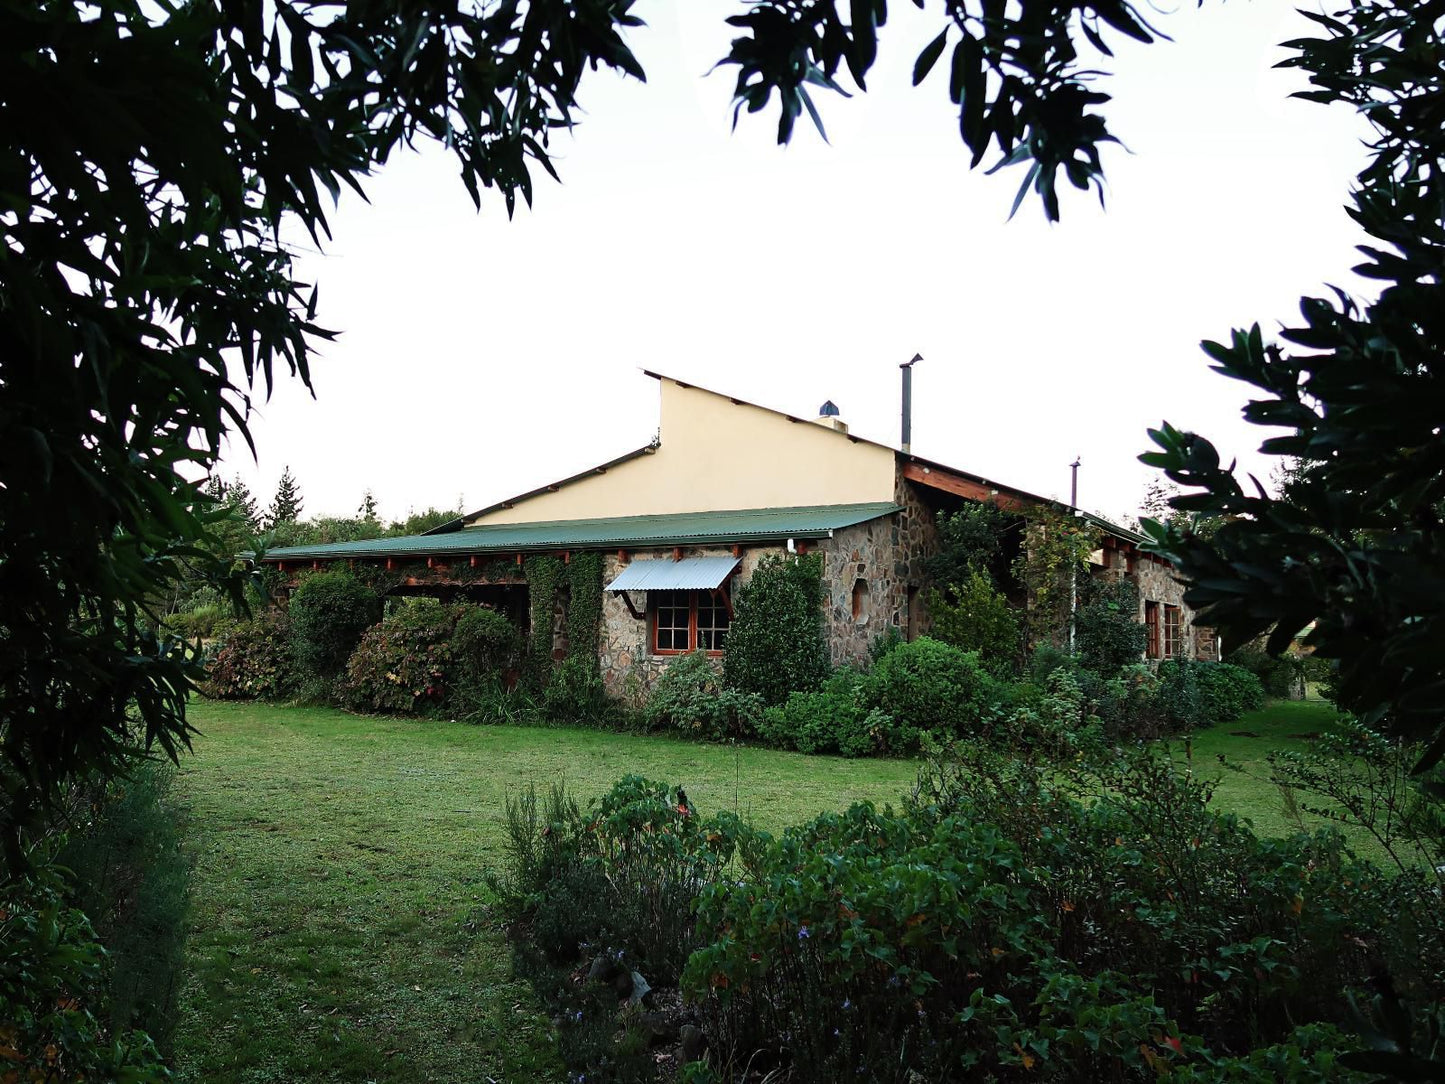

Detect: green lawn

[170,700,919,1083]
[1172,697,1349,841]
[171,696,1353,1082]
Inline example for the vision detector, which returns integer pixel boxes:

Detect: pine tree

[268,466,303,528]
[227,476,262,533]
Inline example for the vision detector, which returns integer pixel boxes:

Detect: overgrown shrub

[340,598,455,715]
[488,777,753,1081]
[1227,642,1303,699]
[997,666,1102,757]
[757,668,893,757]
[57,762,189,1050]
[723,555,829,705]
[645,651,762,741]
[867,626,904,666]
[203,611,296,699]
[1156,660,1264,731]
[682,745,1417,1082]
[857,637,1003,747]
[924,570,1021,678]
[0,847,168,1082]
[289,570,380,680]
[1074,576,1148,675]
[542,655,618,728]
[451,605,522,685]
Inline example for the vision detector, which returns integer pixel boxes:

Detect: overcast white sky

[218,1,1371,528]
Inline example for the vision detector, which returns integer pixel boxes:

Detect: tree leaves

[0,0,649,845]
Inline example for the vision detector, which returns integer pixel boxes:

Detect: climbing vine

[564,552,604,672]
[1011,506,1100,649]
[525,555,565,685]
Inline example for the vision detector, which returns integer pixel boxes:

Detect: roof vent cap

[818,400,840,417]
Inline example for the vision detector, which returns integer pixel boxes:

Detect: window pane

[697,589,730,652]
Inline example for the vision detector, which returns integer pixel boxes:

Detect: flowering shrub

[340,599,457,715]
[202,611,296,700]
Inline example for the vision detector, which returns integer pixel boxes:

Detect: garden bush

[723,554,829,705]
[924,569,1021,678]
[288,569,380,680]
[542,655,618,728]
[856,636,1004,747]
[644,651,763,741]
[757,668,893,757]
[0,847,168,1082]
[680,744,1425,1082]
[340,598,456,715]
[57,762,190,1050]
[1227,642,1303,699]
[1156,660,1264,731]
[450,605,522,686]
[203,611,297,700]
[1074,576,1148,675]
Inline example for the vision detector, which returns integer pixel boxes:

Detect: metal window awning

[606,556,740,592]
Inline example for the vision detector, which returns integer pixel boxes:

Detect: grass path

[1176,697,1349,841]
[170,701,920,1082]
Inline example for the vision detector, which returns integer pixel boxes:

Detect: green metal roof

[261,503,900,562]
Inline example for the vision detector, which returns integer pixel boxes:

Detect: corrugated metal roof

[607,556,739,592]
[261,503,899,562]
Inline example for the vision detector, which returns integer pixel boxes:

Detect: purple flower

[798,925,811,940]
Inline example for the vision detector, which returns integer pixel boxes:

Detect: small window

[1145,601,1161,659]
[696,590,731,651]
[652,588,731,655]
[851,578,870,623]
[1164,605,1182,660]
[654,591,692,653]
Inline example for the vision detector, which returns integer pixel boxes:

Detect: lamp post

[1068,457,1081,654]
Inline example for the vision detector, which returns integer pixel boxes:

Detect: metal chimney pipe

[900,353,921,453]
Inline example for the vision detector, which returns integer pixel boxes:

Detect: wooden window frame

[1145,600,1161,660]
[651,587,731,657]
[1163,604,1182,660]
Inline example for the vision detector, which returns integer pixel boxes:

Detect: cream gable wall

[467,377,898,526]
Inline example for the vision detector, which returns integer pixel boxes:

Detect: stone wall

[596,543,788,705]
[817,518,908,668]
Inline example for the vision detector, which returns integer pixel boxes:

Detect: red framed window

[652,589,731,655]
[1163,605,1182,660]
[1145,601,1161,659]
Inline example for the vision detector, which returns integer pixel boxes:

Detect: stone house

[263,370,1213,698]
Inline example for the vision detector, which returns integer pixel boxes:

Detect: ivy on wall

[525,555,565,686]
[564,552,604,674]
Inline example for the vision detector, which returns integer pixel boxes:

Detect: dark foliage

[288,571,379,681]
[1140,4,1445,771]
[723,555,829,706]
[683,745,1420,1082]
[57,762,190,1051]
[0,0,646,848]
[1074,577,1148,675]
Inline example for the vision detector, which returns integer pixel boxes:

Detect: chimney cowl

[813,399,848,434]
